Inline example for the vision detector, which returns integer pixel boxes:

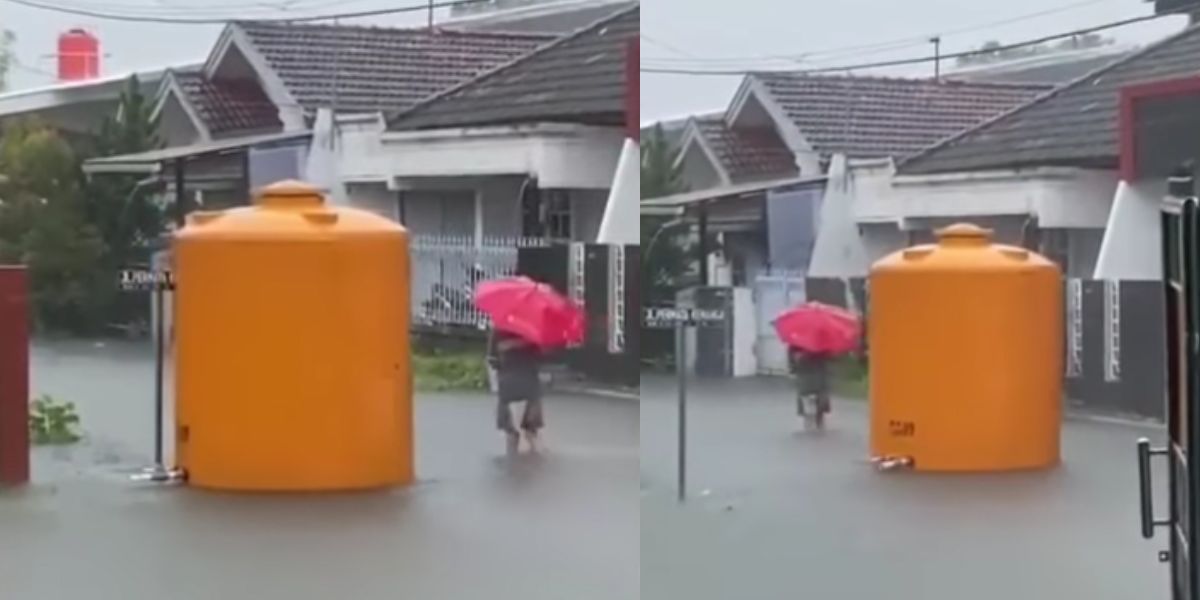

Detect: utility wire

[642,4,1197,76]
[644,0,1124,66]
[0,0,485,24]
[31,0,370,15]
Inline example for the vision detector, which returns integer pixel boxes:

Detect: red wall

[0,267,29,486]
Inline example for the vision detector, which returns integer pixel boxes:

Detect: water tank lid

[255,180,325,208]
[936,223,992,246]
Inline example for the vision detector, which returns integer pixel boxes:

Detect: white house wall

[346,182,398,220]
[888,168,1117,227]
[677,143,724,191]
[339,115,392,183]
[378,125,623,190]
[1034,170,1118,228]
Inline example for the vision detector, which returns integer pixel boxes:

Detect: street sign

[118,268,175,292]
[116,265,173,473]
[642,304,728,504]
[642,306,726,329]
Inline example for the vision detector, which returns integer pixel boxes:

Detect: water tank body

[868,224,1063,472]
[57,29,99,81]
[173,181,413,492]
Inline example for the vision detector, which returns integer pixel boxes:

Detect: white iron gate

[410,235,548,329]
[753,272,806,374]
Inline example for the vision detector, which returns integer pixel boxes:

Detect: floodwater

[640,375,1171,600]
[0,340,638,600]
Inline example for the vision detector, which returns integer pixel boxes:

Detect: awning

[83,130,312,175]
[640,174,827,215]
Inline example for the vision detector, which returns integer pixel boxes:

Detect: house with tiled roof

[651,73,1046,291]
[818,21,1200,420]
[870,21,1200,283]
[87,20,553,213]
[336,3,637,243]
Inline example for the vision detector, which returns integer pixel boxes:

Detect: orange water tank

[868,224,1062,472]
[173,181,413,491]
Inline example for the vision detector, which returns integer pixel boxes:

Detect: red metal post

[0,266,29,487]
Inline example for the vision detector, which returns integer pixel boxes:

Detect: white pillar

[597,138,639,245]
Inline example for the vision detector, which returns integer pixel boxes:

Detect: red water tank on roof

[57,29,99,82]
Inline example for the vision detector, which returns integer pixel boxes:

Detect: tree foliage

[640,125,689,305]
[0,76,165,334]
[0,120,110,332]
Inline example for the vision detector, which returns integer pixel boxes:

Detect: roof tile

[174,72,280,136]
[235,21,552,115]
[900,25,1200,175]
[754,73,1048,160]
[695,117,797,182]
[389,4,637,130]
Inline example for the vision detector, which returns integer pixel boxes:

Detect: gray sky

[1,0,440,90]
[642,0,1189,124]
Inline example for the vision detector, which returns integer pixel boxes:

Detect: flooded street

[0,340,638,600]
[641,375,1170,600]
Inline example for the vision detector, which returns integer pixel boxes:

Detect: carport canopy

[82,130,311,226]
[82,130,311,175]
[640,174,826,216]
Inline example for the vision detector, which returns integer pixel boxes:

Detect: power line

[22,0,366,15]
[641,6,1194,76]
[641,0,1124,66]
[0,0,485,24]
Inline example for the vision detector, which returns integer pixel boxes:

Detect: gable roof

[692,117,797,183]
[752,73,1048,160]
[900,24,1200,175]
[173,71,281,137]
[388,4,637,130]
[231,21,552,115]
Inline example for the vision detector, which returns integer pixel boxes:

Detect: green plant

[832,357,869,399]
[29,394,82,445]
[413,352,489,392]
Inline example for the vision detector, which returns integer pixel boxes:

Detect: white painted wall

[338,114,392,183]
[809,154,872,278]
[837,165,1119,277]
[378,124,623,190]
[887,168,1117,227]
[677,144,723,192]
[346,182,398,220]
[158,95,203,147]
[1094,179,1165,280]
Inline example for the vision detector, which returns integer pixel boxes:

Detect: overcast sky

[1,0,441,89]
[642,0,1190,124]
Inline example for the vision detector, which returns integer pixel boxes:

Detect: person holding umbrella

[475,276,584,455]
[487,329,546,454]
[774,302,861,431]
[788,347,832,430]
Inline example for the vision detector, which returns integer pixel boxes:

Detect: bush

[413,352,489,392]
[832,356,869,399]
[29,394,82,445]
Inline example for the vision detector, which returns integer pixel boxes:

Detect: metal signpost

[119,265,175,477]
[643,305,727,503]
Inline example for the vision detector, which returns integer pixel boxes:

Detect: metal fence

[410,235,550,329]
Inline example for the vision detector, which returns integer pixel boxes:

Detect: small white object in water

[700,489,712,497]
[93,342,105,348]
